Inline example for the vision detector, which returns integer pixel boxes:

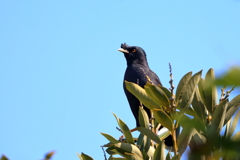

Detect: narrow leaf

[232,131,240,141]
[228,109,240,138]
[159,86,172,99]
[79,153,94,160]
[209,100,228,136]
[153,141,165,160]
[112,113,134,144]
[175,71,192,104]
[138,107,150,128]
[204,68,217,114]
[113,143,143,159]
[177,123,194,155]
[145,82,170,108]
[125,81,160,109]
[153,109,173,131]
[192,88,207,123]
[224,94,240,125]
[137,127,162,144]
[101,133,119,144]
[178,70,202,116]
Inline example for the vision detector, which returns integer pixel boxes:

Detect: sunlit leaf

[178,70,202,116]
[78,153,94,160]
[232,131,240,141]
[113,143,143,159]
[125,81,160,109]
[137,127,162,144]
[228,109,240,138]
[177,122,194,154]
[153,109,173,131]
[204,68,217,114]
[175,71,192,105]
[192,88,207,123]
[208,100,228,136]
[157,127,171,141]
[224,94,240,125]
[159,86,172,99]
[112,113,134,144]
[101,133,119,144]
[152,141,165,160]
[138,106,150,129]
[145,82,170,108]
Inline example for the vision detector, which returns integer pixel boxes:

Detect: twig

[116,127,123,133]
[220,86,236,101]
[219,86,226,102]
[168,63,175,110]
[102,147,107,160]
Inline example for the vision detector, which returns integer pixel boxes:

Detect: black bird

[118,43,173,146]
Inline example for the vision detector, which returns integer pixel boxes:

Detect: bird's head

[118,43,148,66]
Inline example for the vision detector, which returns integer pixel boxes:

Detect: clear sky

[0,0,240,159]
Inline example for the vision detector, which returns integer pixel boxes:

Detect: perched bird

[118,43,173,146]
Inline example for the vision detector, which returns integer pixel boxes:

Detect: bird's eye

[132,49,136,52]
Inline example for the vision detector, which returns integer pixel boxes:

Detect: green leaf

[228,109,240,138]
[157,127,171,141]
[172,154,180,160]
[178,70,202,116]
[78,153,94,160]
[0,155,9,160]
[152,141,165,160]
[192,88,207,123]
[137,127,162,144]
[145,82,170,108]
[153,109,173,131]
[224,119,231,139]
[113,143,143,160]
[45,151,55,160]
[224,94,240,125]
[138,107,149,128]
[198,78,205,104]
[232,131,240,141]
[189,130,206,149]
[214,67,240,86]
[112,113,134,144]
[166,152,171,160]
[159,86,172,99]
[177,122,194,155]
[208,100,228,136]
[175,71,192,104]
[108,157,126,160]
[141,136,154,159]
[125,81,160,109]
[204,68,217,115]
[106,146,119,155]
[101,132,119,144]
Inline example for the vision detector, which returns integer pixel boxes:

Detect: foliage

[79,68,240,160]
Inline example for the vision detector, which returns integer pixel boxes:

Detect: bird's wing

[150,69,162,86]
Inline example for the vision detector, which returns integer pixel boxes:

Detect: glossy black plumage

[118,43,173,146]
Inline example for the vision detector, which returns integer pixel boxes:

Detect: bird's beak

[118,48,129,53]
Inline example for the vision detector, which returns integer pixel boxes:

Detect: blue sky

[0,0,240,159]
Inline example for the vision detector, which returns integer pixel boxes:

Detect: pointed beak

[118,48,129,53]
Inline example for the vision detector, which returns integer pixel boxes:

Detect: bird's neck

[127,61,149,67]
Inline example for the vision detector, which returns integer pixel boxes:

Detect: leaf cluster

[79,68,240,160]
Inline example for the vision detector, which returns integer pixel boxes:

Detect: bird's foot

[119,135,125,142]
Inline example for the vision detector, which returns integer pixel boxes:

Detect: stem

[172,127,178,156]
[151,110,155,147]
